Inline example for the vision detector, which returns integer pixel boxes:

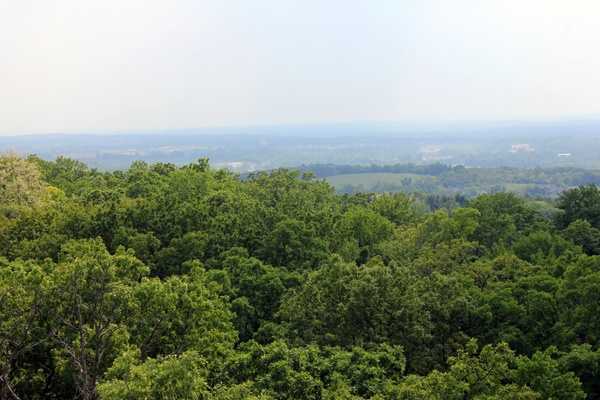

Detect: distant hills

[2,118,600,171]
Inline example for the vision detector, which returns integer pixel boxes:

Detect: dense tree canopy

[1,152,600,398]
[556,183,600,230]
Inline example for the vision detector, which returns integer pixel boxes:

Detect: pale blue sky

[1,1,599,135]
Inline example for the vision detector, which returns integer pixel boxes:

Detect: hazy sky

[1,1,599,135]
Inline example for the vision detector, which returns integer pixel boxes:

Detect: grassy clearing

[324,173,438,191]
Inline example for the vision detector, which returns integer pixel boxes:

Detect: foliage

[97,349,208,400]
[2,155,600,398]
[0,150,46,216]
[556,184,600,229]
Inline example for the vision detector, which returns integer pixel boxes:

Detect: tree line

[2,150,600,398]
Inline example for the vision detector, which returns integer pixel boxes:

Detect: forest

[2,150,600,399]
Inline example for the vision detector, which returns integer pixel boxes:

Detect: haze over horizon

[1,1,600,136]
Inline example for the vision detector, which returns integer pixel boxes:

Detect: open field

[324,173,438,192]
[320,171,589,197]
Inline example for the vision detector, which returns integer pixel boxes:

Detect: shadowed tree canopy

[556,183,600,230]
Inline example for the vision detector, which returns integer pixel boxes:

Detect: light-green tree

[97,348,208,400]
[391,340,539,399]
[0,150,46,216]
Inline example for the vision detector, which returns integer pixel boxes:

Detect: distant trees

[295,162,454,178]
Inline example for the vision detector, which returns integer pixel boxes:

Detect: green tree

[260,218,328,271]
[559,344,600,400]
[279,256,430,373]
[227,340,324,400]
[468,192,536,251]
[97,348,208,400]
[29,155,92,197]
[45,238,148,400]
[223,340,405,399]
[130,267,236,361]
[391,340,540,399]
[125,160,164,199]
[556,256,600,347]
[556,183,600,230]
[332,206,394,263]
[152,231,208,277]
[513,347,585,400]
[562,219,600,255]
[0,258,48,399]
[513,231,580,265]
[369,191,416,226]
[322,344,405,398]
[201,190,269,258]
[219,252,294,343]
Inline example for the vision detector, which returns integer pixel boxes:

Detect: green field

[323,173,569,198]
[324,173,438,191]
